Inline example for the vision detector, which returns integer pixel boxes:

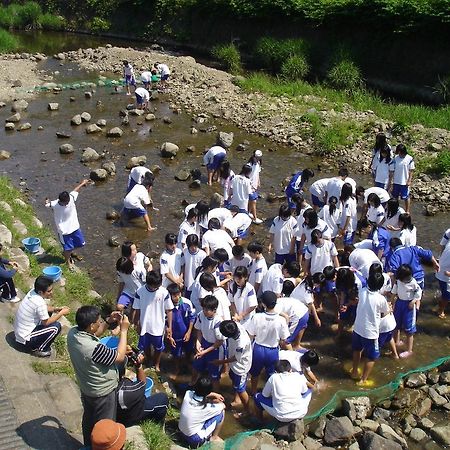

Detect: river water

[0,52,449,438]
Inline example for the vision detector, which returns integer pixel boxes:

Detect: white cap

[254,150,263,157]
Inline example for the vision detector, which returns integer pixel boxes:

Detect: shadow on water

[0,81,449,437]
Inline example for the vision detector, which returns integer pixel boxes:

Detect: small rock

[175,169,191,181]
[302,436,322,450]
[428,387,447,406]
[145,113,156,121]
[371,407,391,421]
[418,418,434,430]
[107,127,123,137]
[163,116,172,124]
[274,419,304,442]
[0,224,12,245]
[409,428,427,442]
[81,112,91,122]
[130,109,145,116]
[191,127,198,134]
[11,99,28,112]
[81,147,100,163]
[0,150,11,160]
[71,114,82,125]
[430,425,450,446]
[440,371,450,383]
[106,211,120,221]
[6,113,20,123]
[405,373,427,388]
[122,116,130,126]
[48,102,59,111]
[360,431,402,450]
[360,419,379,432]
[161,142,179,158]
[0,102,5,108]
[55,52,65,60]
[84,91,92,99]
[102,161,116,175]
[425,204,438,216]
[12,219,27,236]
[342,396,371,421]
[378,423,407,447]
[96,119,107,127]
[308,416,326,438]
[5,122,15,130]
[189,180,201,189]
[217,130,234,148]
[323,416,355,445]
[427,143,442,151]
[37,126,43,131]
[391,388,421,409]
[150,164,161,173]
[90,169,108,181]
[186,146,195,153]
[0,201,12,212]
[56,131,71,138]
[17,122,31,131]
[70,96,76,102]
[126,156,147,169]
[86,124,102,134]
[59,144,74,154]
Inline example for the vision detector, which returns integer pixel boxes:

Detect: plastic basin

[42,266,62,282]
[22,237,41,253]
[145,377,154,398]
[99,336,119,350]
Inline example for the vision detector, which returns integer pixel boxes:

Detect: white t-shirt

[157,63,170,76]
[179,390,225,438]
[14,289,49,344]
[178,220,200,249]
[391,278,422,301]
[117,253,149,296]
[353,288,389,339]
[399,227,417,247]
[436,243,450,283]
[248,257,268,289]
[270,217,298,254]
[299,218,331,245]
[140,71,152,82]
[221,170,235,202]
[208,208,232,226]
[246,312,290,347]
[318,204,342,238]
[379,311,396,334]
[440,228,450,247]
[390,154,415,185]
[224,254,252,274]
[135,87,150,101]
[383,206,405,236]
[278,350,302,372]
[262,372,310,421]
[223,213,252,238]
[188,273,209,313]
[202,229,234,260]
[183,248,206,294]
[260,264,284,295]
[160,248,183,288]
[326,177,345,201]
[349,248,382,279]
[296,204,313,230]
[231,175,253,210]
[212,287,231,320]
[194,311,224,344]
[304,240,338,275]
[249,162,261,189]
[203,146,226,166]
[367,205,385,225]
[133,285,173,336]
[228,323,253,375]
[123,184,150,210]
[340,197,358,234]
[291,282,314,306]
[124,64,134,76]
[309,178,330,201]
[48,191,80,235]
[228,282,257,324]
[275,297,309,334]
[372,157,392,186]
[363,187,390,204]
[129,166,152,185]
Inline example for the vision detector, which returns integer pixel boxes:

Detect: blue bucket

[42,266,62,282]
[99,336,119,350]
[22,237,41,253]
[145,377,154,398]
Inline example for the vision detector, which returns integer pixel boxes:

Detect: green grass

[0,28,19,53]
[212,43,242,75]
[236,73,450,130]
[140,420,173,450]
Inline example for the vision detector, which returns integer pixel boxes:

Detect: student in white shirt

[123,60,136,95]
[202,218,235,260]
[160,233,184,289]
[140,69,152,89]
[178,208,200,249]
[436,240,450,318]
[203,145,227,186]
[247,241,268,295]
[309,177,331,210]
[304,229,339,276]
[247,150,263,224]
[127,164,153,193]
[179,376,225,447]
[398,213,417,247]
[132,271,174,371]
[254,359,311,422]
[182,235,207,301]
[382,198,405,237]
[318,196,342,239]
[228,266,258,326]
[223,205,252,245]
[269,203,298,265]
[388,144,415,213]
[154,62,170,90]
[116,257,146,311]
[366,193,385,226]
[45,179,90,269]
[260,261,300,297]
[208,206,232,227]
[351,268,389,386]
[371,145,393,189]
[214,320,253,413]
[291,275,322,328]
[246,291,291,394]
[122,178,156,232]
[439,227,450,253]
[134,87,150,110]
[347,246,382,280]
[339,183,358,245]
[224,245,252,274]
[219,160,235,207]
[291,193,313,230]
[199,272,231,321]
[231,164,254,213]
[189,256,219,313]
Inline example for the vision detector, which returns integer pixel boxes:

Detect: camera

[127,347,143,367]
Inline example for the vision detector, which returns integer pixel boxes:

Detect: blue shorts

[125,74,136,86]
[249,191,259,201]
[339,303,356,324]
[375,181,387,189]
[342,231,355,245]
[61,229,85,252]
[192,338,223,380]
[117,292,134,307]
[135,93,145,105]
[392,184,410,200]
[378,330,394,348]
[324,280,336,293]
[138,333,165,352]
[439,280,450,301]
[123,207,147,219]
[285,312,309,344]
[181,411,224,447]
[311,194,324,208]
[351,331,380,360]
[394,299,417,334]
[249,343,279,377]
[274,253,296,265]
[206,153,226,171]
[161,74,169,81]
[170,338,194,358]
[229,369,248,393]
[254,392,273,410]
[237,227,249,239]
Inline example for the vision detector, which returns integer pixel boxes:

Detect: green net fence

[204,354,450,450]
[16,78,123,95]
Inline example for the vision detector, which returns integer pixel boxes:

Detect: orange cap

[91,419,126,450]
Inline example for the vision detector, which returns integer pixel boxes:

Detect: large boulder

[86,124,102,134]
[323,416,355,445]
[126,156,146,169]
[161,142,179,158]
[59,144,74,154]
[360,431,402,450]
[343,397,372,421]
[6,113,20,123]
[71,114,82,125]
[107,127,123,137]
[11,99,28,112]
[80,147,100,163]
[217,131,234,148]
[90,169,108,181]
[273,419,304,442]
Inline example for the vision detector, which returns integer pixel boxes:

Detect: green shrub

[18,1,42,29]
[39,12,66,30]
[0,28,19,53]
[255,37,308,71]
[88,16,111,33]
[140,420,172,450]
[211,43,242,74]
[327,59,363,93]
[280,55,309,80]
[428,150,450,176]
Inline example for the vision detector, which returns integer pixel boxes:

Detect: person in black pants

[0,243,20,303]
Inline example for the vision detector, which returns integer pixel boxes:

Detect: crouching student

[191,295,225,391]
[179,376,226,447]
[166,283,195,376]
[278,349,320,389]
[254,359,312,423]
[246,291,291,395]
[212,320,252,416]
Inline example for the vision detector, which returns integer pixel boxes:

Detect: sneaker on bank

[2,296,21,303]
[31,349,52,358]
[253,218,263,225]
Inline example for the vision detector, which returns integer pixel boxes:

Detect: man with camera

[116,346,169,427]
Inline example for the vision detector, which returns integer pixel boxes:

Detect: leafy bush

[428,150,450,176]
[280,55,309,80]
[211,43,242,74]
[0,28,19,53]
[19,1,42,29]
[255,37,308,71]
[38,12,66,30]
[88,16,111,33]
[327,59,363,93]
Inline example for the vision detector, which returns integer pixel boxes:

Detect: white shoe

[253,218,263,225]
[3,296,20,303]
